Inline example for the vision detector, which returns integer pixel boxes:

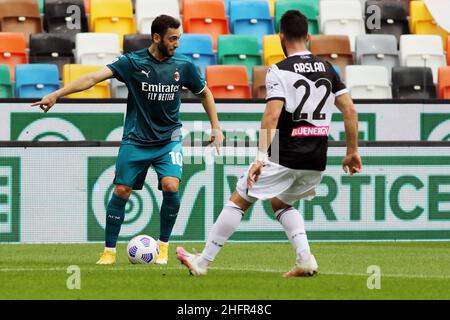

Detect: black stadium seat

[123,34,152,54]
[44,0,89,37]
[29,33,75,77]
[365,0,409,43]
[392,67,437,99]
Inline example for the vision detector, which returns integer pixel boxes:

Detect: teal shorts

[113,141,183,190]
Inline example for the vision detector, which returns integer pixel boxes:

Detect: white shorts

[236,161,324,206]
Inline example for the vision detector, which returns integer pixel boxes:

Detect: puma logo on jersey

[141,70,151,78]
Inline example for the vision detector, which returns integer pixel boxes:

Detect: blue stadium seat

[15,64,60,98]
[229,0,274,48]
[177,34,216,76]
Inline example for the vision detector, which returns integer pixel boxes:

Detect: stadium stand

[410,0,448,48]
[391,66,436,99]
[84,0,90,13]
[135,0,181,34]
[229,0,274,48]
[89,0,136,47]
[39,0,44,13]
[75,33,121,65]
[365,0,410,43]
[110,78,128,98]
[217,35,262,80]
[63,64,111,98]
[345,65,392,99]
[29,33,75,77]
[0,33,28,81]
[183,0,229,49]
[44,0,89,37]
[399,34,446,83]
[355,34,399,79]
[0,0,43,46]
[438,67,450,99]
[275,0,319,35]
[252,65,269,99]
[310,35,354,80]
[177,34,216,76]
[206,65,251,99]
[123,34,152,54]
[15,64,60,98]
[263,34,284,66]
[0,65,13,98]
[448,36,450,65]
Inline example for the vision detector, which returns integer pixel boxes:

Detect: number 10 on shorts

[169,152,183,166]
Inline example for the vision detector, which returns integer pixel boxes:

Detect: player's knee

[114,185,132,199]
[271,197,290,213]
[161,180,179,192]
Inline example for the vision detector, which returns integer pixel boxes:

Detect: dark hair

[280,10,308,41]
[151,15,181,39]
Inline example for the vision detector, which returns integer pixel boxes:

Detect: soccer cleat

[96,251,116,265]
[155,240,169,265]
[283,254,318,277]
[176,246,207,276]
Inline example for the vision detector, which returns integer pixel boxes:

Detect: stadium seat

[355,34,399,79]
[263,35,285,66]
[29,33,75,77]
[15,64,60,98]
[310,35,354,80]
[0,65,13,98]
[84,0,90,13]
[39,0,44,13]
[268,0,275,16]
[399,35,446,83]
[43,0,89,38]
[275,0,319,35]
[0,0,43,46]
[365,0,409,43]
[90,0,136,47]
[217,35,262,80]
[177,34,216,76]
[319,0,365,51]
[63,64,111,98]
[345,65,392,99]
[0,33,28,81]
[75,33,121,65]
[229,0,274,48]
[110,78,128,98]
[333,65,342,79]
[123,34,152,54]
[206,65,251,99]
[252,65,269,99]
[183,0,229,49]
[438,67,450,99]
[391,66,436,99]
[447,36,450,66]
[411,0,449,49]
[135,0,181,34]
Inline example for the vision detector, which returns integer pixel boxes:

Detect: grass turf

[0,242,449,300]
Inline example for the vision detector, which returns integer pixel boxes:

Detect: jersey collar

[288,50,312,57]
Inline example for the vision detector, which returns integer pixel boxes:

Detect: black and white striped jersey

[266,50,348,171]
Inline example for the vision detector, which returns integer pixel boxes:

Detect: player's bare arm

[198,86,224,153]
[247,99,284,189]
[335,92,363,175]
[30,67,114,113]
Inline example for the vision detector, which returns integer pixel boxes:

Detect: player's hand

[247,160,263,189]
[210,128,224,155]
[342,152,362,176]
[31,93,57,113]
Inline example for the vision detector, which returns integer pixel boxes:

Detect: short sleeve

[326,62,348,97]
[107,55,131,83]
[183,60,206,95]
[265,66,285,102]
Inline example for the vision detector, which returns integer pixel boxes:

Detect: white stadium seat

[76,33,121,66]
[135,0,181,34]
[345,65,392,99]
[399,35,446,84]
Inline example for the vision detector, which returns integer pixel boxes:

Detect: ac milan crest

[174,69,180,82]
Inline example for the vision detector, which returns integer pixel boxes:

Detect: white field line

[0,266,450,280]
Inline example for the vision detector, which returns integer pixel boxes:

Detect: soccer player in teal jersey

[32,15,224,265]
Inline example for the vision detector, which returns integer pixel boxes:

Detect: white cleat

[283,254,319,277]
[176,246,207,276]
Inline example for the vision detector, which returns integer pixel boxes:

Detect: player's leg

[176,191,253,276]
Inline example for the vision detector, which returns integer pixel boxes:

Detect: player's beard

[158,41,173,58]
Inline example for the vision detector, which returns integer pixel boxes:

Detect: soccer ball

[127,235,159,264]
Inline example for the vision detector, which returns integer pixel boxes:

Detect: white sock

[276,207,311,262]
[199,201,244,268]
[104,247,116,253]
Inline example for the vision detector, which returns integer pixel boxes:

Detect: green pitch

[1,242,449,300]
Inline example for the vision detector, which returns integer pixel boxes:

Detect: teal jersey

[107,49,206,146]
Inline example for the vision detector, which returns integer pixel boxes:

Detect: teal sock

[159,190,180,242]
[105,193,127,248]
